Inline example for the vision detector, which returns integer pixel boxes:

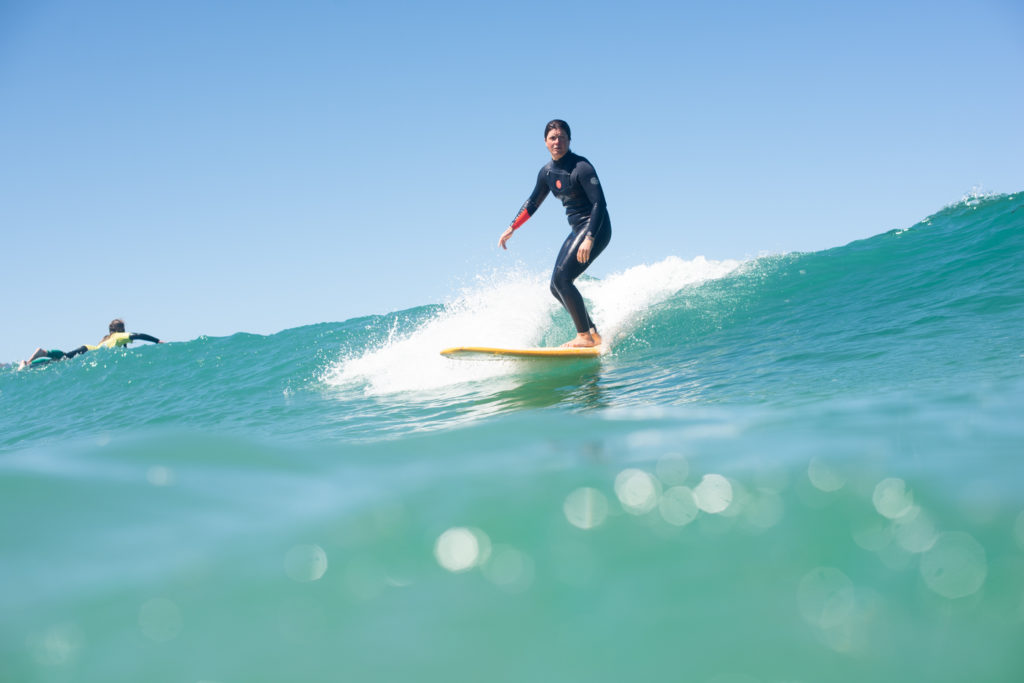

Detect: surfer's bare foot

[562,332,598,348]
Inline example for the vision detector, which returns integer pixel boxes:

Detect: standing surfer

[499,120,612,348]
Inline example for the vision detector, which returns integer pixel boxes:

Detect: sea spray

[324,256,744,396]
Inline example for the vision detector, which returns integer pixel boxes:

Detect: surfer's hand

[577,235,594,263]
[499,227,514,250]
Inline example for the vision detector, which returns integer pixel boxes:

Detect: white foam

[582,255,743,344]
[323,256,743,396]
[323,267,555,396]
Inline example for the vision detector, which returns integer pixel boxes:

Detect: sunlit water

[2,193,1023,682]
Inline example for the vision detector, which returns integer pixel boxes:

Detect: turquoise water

[2,193,1023,682]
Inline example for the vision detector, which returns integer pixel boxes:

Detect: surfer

[19,319,163,369]
[499,119,612,348]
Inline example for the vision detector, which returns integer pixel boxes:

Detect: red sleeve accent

[510,208,531,231]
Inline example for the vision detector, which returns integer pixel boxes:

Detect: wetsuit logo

[556,179,562,189]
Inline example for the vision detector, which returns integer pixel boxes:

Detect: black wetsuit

[509,151,612,333]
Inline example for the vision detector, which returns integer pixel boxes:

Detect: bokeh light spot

[615,469,659,515]
[284,544,328,582]
[658,486,699,526]
[852,519,893,552]
[893,507,938,554]
[482,545,535,593]
[807,456,845,492]
[919,531,987,599]
[694,474,733,514]
[564,487,610,529]
[872,478,914,519]
[797,567,856,629]
[435,527,488,573]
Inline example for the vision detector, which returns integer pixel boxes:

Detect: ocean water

[2,192,1023,682]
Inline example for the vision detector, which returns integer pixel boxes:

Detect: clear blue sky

[2,0,1021,362]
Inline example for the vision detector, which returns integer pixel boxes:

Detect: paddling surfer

[499,120,612,348]
[19,319,163,368]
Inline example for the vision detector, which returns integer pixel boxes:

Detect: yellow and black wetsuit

[62,332,161,359]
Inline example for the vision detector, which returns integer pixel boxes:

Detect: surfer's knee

[550,270,572,299]
[550,277,564,301]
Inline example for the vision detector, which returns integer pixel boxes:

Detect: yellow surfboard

[440,346,604,360]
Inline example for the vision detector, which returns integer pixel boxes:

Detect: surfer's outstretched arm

[500,168,549,249]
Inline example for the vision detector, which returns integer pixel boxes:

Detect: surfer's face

[545,128,569,160]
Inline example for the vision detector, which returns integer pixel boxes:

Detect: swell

[618,194,1023,397]
[2,194,1020,448]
